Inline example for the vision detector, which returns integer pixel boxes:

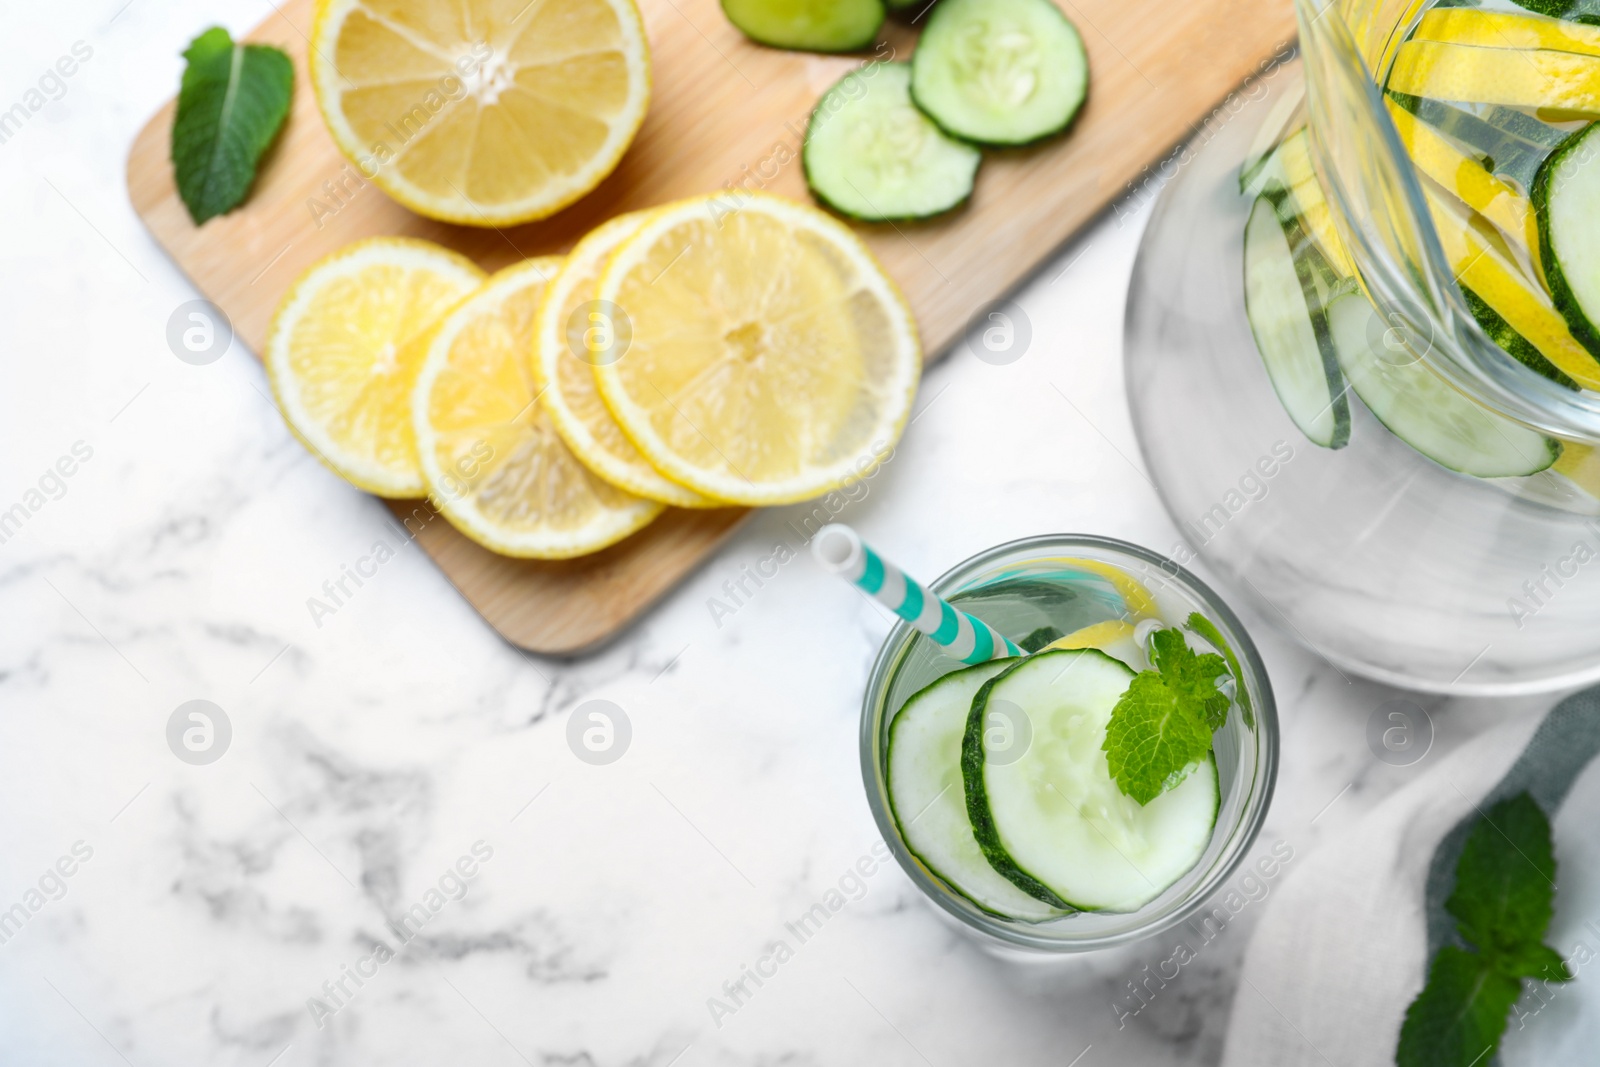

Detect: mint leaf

[1498,942,1572,982]
[1148,628,1231,731]
[1185,611,1253,728]
[1447,793,1558,958]
[1396,793,1572,1067]
[1101,628,1232,805]
[171,27,293,225]
[1397,946,1522,1067]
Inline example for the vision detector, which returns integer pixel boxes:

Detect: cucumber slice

[1462,285,1579,390]
[1240,136,1288,198]
[804,63,982,221]
[962,650,1220,913]
[1534,121,1600,361]
[909,0,1088,146]
[1243,193,1353,449]
[722,0,883,52]
[1422,180,1600,390]
[1325,291,1561,477]
[887,661,1068,921]
[1254,129,1358,276]
[1238,88,1306,196]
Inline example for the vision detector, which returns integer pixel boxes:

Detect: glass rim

[857,533,1281,953]
[1295,0,1600,442]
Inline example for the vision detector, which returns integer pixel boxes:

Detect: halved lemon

[412,258,663,558]
[265,237,485,497]
[534,211,719,508]
[310,0,652,227]
[592,193,922,505]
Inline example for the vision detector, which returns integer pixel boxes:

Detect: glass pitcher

[1125,0,1600,693]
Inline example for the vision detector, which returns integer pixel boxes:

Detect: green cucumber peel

[1462,286,1579,390]
[1532,122,1600,362]
[960,656,1076,910]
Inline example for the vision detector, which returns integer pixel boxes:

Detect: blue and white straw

[812,524,1022,665]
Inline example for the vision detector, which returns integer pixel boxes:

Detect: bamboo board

[126,0,1296,653]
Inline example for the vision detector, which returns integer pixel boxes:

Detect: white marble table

[0,2,1560,1063]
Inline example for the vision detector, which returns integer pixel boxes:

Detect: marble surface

[0,2,1567,1064]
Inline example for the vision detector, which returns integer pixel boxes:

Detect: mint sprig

[1397,792,1572,1067]
[171,27,293,225]
[1101,627,1233,805]
[1185,611,1253,728]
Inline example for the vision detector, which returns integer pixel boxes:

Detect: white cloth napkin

[1220,690,1600,1067]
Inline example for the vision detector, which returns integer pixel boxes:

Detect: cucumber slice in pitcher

[887,660,1067,921]
[1534,121,1600,360]
[1462,285,1579,390]
[722,0,883,52]
[909,0,1088,146]
[1243,193,1352,449]
[1325,291,1561,477]
[962,650,1219,913]
[1238,86,1306,196]
[804,63,982,221]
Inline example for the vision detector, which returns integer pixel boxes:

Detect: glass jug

[1126,0,1600,693]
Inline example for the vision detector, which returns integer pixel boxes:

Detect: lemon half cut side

[310,0,652,226]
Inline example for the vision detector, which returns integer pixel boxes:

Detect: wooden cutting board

[126,0,1295,655]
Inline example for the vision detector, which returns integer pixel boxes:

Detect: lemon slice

[1554,442,1600,500]
[1423,183,1600,390]
[1412,7,1600,59]
[1043,620,1136,651]
[1274,131,1356,277]
[1386,98,1540,267]
[593,193,921,505]
[1390,40,1600,119]
[534,211,720,508]
[310,0,651,227]
[413,258,662,558]
[266,237,485,497]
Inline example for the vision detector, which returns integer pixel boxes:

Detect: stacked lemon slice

[411,258,663,557]
[265,193,921,559]
[589,194,920,506]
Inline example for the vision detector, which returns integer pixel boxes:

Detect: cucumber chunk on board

[722,0,884,52]
[909,0,1088,146]
[805,63,982,221]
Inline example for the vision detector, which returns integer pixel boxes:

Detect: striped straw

[812,524,1022,664]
